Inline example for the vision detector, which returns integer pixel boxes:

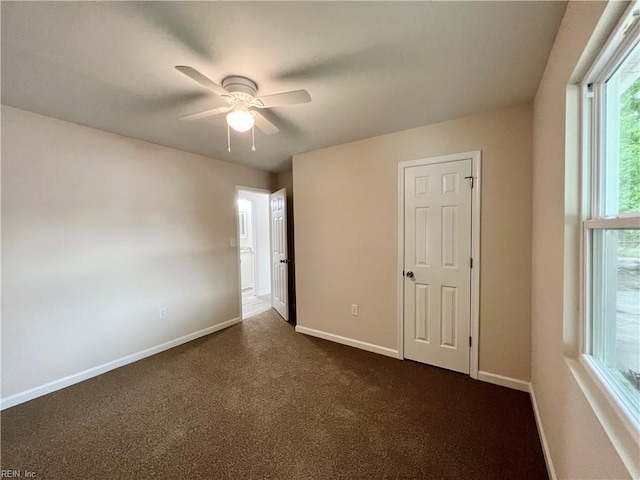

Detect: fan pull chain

[227,124,231,152]
[251,125,256,152]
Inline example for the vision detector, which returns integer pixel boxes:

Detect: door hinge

[469,336,472,347]
[470,258,473,269]
[464,176,474,188]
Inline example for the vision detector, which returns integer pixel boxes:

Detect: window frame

[580,4,640,439]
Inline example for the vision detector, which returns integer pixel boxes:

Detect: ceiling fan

[175,66,311,136]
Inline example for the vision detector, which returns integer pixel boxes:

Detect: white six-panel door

[403,159,472,374]
[270,188,288,321]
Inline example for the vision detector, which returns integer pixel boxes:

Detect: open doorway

[237,188,272,319]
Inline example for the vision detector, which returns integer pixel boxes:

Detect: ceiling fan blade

[175,66,230,99]
[256,89,311,108]
[253,111,280,135]
[179,106,230,121]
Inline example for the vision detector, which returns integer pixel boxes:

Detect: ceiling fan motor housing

[222,76,258,99]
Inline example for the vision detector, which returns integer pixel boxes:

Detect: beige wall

[277,170,293,199]
[293,103,533,381]
[531,1,636,478]
[1,106,273,400]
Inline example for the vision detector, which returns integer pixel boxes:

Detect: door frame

[235,185,272,319]
[396,151,481,378]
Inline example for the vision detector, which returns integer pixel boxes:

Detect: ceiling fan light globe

[226,110,255,132]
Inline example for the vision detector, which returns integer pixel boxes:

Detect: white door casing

[270,188,288,320]
[400,153,479,375]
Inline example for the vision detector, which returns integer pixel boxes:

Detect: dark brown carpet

[1,309,547,479]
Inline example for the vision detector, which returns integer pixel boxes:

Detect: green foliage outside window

[619,76,640,258]
[620,76,640,215]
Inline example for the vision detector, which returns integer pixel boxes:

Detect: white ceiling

[1,1,566,172]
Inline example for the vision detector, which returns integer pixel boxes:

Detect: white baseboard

[1,317,241,410]
[529,383,557,480]
[295,325,400,359]
[477,370,531,392]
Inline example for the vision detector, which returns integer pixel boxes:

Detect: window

[582,5,640,430]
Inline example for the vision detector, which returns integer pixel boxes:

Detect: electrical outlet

[159,307,167,319]
[351,304,358,316]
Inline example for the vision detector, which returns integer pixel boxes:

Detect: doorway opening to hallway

[236,186,290,321]
[238,189,271,319]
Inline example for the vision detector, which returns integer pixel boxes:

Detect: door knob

[280,259,290,264]
[406,271,414,278]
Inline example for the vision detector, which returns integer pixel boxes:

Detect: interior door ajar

[270,188,289,320]
[403,159,472,374]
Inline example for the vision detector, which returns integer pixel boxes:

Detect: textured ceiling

[1,1,566,172]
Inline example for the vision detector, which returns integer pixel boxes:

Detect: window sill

[566,355,640,478]
[579,354,640,436]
